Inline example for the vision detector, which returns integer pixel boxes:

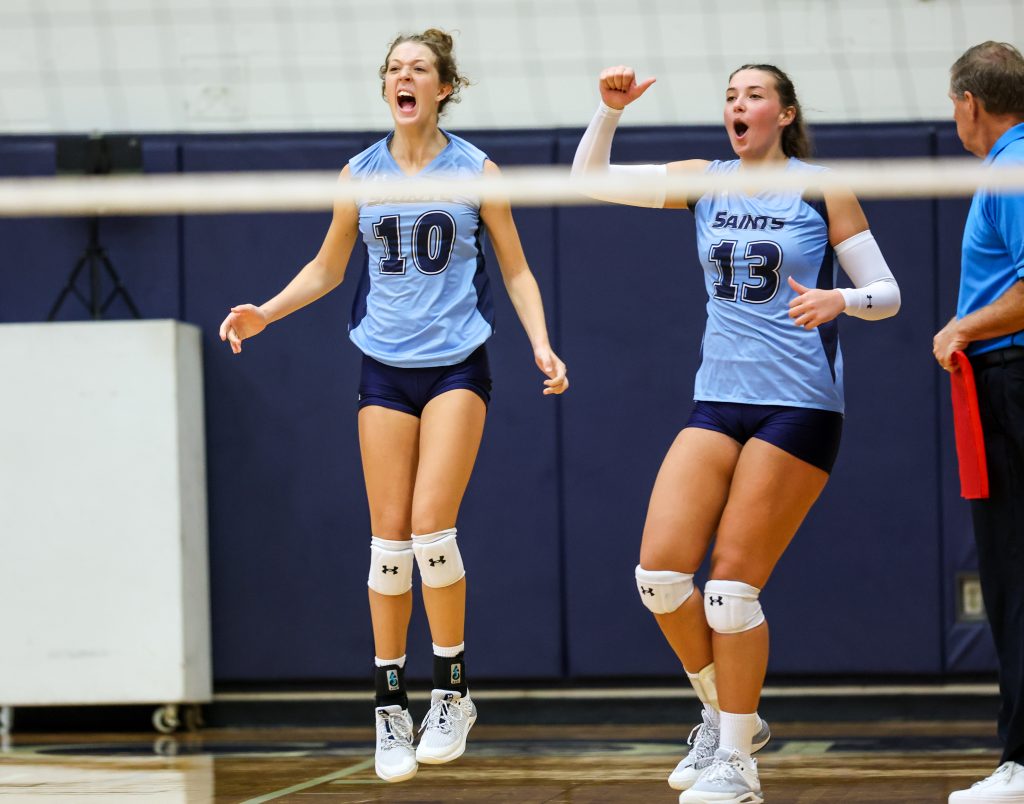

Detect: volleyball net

[0,158,1022,218]
[7,0,1013,133]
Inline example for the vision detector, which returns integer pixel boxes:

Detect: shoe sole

[669,724,771,791]
[679,792,763,804]
[375,763,418,783]
[752,726,771,754]
[415,713,477,765]
[669,769,698,792]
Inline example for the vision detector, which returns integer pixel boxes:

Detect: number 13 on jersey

[709,239,784,304]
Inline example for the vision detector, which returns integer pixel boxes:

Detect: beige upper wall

[1,0,1021,134]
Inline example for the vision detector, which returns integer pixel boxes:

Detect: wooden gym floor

[0,716,1002,802]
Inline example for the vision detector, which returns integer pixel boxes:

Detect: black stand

[48,134,144,321]
[48,217,141,321]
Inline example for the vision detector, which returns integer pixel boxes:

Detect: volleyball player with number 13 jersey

[572,64,901,803]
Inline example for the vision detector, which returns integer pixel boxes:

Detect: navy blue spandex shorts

[357,345,492,417]
[685,400,844,473]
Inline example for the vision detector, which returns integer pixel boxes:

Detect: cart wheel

[153,735,179,756]
[183,704,203,732]
[152,705,179,734]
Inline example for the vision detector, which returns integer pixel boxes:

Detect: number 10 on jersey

[373,211,457,276]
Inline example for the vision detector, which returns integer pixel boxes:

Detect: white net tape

[0,159,1022,217]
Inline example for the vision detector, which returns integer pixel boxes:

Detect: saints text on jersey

[711,211,786,230]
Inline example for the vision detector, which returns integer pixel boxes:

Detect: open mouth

[397,90,417,112]
[734,122,749,139]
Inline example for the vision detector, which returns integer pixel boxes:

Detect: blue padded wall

[934,129,998,673]
[432,133,564,681]
[770,127,943,674]
[181,138,376,680]
[2,120,997,683]
[556,130,732,678]
[0,141,71,324]
[0,140,179,324]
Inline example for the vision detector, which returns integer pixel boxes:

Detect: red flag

[950,350,989,499]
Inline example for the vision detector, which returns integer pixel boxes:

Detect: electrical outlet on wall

[957,573,986,622]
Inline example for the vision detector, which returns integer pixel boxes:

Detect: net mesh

[1,0,1022,134]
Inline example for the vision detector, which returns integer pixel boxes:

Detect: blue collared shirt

[958,122,1024,355]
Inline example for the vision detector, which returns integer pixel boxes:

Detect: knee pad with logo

[413,528,465,588]
[635,565,694,614]
[367,537,414,595]
[704,579,765,634]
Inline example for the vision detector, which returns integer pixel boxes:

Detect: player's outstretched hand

[599,66,656,111]
[787,277,845,329]
[219,304,269,354]
[535,346,569,396]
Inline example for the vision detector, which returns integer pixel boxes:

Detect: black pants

[970,351,1024,765]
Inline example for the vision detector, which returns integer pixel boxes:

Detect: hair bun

[421,28,454,51]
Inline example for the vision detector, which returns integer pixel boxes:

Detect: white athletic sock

[375,655,406,668]
[719,710,760,756]
[432,642,465,658]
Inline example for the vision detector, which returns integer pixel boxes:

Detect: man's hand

[933,317,971,372]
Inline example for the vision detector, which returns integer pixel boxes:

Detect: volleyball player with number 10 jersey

[220,28,567,785]
[348,132,494,367]
[572,64,900,803]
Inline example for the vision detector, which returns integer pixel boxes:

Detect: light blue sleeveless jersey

[692,158,844,413]
[348,131,494,368]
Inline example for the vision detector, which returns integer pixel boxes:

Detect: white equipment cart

[0,320,212,733]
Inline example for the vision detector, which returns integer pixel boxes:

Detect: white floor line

[216,683,998,704]
[238,756,374,803]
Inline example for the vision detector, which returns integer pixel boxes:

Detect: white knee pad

[413,528,465,588]
[635,565,694,614]
[704,579,765,634]
[367,537,414,595]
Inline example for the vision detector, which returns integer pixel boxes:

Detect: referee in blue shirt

[933,41,1024,804]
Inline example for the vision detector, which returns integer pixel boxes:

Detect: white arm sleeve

[571,103,666,209]
[835,230,901,321]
